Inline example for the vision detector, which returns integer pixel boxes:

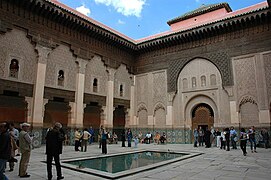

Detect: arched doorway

[44,99,70,128]
[192,103,214,132]
[0,92,27,125]
[83,102,101,129]
[113,105,126,138]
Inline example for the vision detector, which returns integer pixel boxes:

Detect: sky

[58,0,266,40]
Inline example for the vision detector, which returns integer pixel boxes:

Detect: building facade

[0,0,271,146]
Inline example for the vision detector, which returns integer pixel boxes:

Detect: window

[9,59,19,78]
[210,74,216,86]
[120,84,123,97]
[192,77,196,88]
[93,78,98,92]
[58,70,64,86]
[201,76,206,87]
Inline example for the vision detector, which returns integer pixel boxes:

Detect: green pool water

[67,151,186,174]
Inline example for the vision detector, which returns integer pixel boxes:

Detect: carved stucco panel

[136,74,148,107]
[0,29,36,83]
[46,45,76,90]
[0,48,6,78]
[154,102,166,127]
[234,56,257,102]
[168,52,232,92]
[240,101,259,126]
[263,52,271,104]
[153,71,167,106]
[137,103,148,126]
[85,56,107,96]
[114,64,131,100]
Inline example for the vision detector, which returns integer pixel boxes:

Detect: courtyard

[4,143,271,180]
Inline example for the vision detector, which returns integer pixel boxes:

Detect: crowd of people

[1,122,270,180]
[193,125,270,156]
[0,122,65,180]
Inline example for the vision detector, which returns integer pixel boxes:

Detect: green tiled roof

[167,3,232,25]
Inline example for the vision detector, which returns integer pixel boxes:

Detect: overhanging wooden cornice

[2,0,270,53]
[136,7,271,52]
[16,0,137,51]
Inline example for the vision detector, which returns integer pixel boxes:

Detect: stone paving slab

[4,143,271,180]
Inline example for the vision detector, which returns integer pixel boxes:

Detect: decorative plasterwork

[168,52,232,92]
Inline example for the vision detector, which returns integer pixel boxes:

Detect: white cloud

[195,0,200,3]
[94,0,146,17]
[76,5,91,16]
[118,19,125,24]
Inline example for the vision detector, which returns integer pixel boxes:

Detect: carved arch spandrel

[238,95,258,112]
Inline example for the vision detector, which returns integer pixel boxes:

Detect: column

[32,45,51,127]
[70,58,88,128]
[255,54,270,124]
[166,92,175,126]
[230,101,239,124]
[25,97,33,123]
[100,106,107,126]
[129,75,136,126]
[105,67,116,128]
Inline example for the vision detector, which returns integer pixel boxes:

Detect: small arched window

[58,70,64,86]
[210,74,216,86]
[120,84,123,97]
[9,59,19,78]
[93,78,98,92]
[192,77,196,88]
[201,75,206,87]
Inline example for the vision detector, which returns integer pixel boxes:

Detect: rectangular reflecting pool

[61,150,201,179]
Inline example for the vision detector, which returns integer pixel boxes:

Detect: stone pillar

[259,110,271,124]
[148,116,154,126]
[255,54,270,124]
[32,45,51,127]
[69,58,88,128]
[43,99,49,120]
[166,92,175,126]
[100,106,107,126]
[125,108,130,127]
[105,68,116,128]
[230,101,239,124]
[129,75,136,126]
[68,102,76,127]
[25,97,33,123]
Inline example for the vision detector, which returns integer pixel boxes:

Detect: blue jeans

[249,138,256,151]
[194,137,198,147]
[0,159,8,180]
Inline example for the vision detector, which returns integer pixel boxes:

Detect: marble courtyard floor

[4,143,271,180]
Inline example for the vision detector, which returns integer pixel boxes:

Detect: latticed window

[93,78,98,92]
[192,77,196,88]
[9,59,19,78]
[201,75,206,87]
[58,70,64,86]
[120,84,123,97]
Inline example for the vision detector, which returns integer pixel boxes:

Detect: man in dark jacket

[204,127,212,148]
[46,122,65,180]
[0,122,11,180]
[225,128,230,151]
